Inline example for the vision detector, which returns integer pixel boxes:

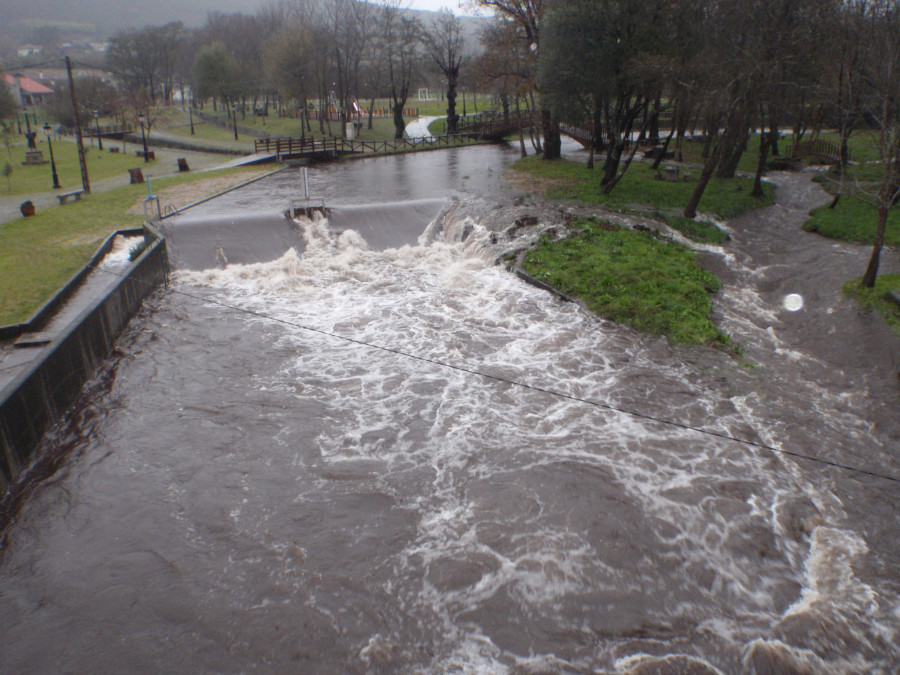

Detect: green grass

[1,137,151,196]
[513,158,775,220]
[0,166,265,325]
[803,196,900,246]
[843,274,900,335]
[521,218,730,348]
[657,213,730,244]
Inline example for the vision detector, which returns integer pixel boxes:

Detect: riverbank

[0,165,273,326]
[2,153,898,673]
[510,156,900,341]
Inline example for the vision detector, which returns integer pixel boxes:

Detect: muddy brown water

[1,147,898,674]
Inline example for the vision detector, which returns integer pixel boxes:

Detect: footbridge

[252,133,484,162]
[783,139,846,164]
[456,111,592,146]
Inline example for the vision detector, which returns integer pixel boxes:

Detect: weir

[161,198,451,270]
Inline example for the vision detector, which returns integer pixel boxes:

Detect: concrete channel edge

[0,225,169,492]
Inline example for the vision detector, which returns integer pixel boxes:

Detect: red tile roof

[4,73,55,94]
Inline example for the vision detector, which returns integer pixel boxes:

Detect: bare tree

[857,0,900,287]
[468,0,562,158]
[423,9,466,134]
[378,2,423,139]
[326,0,374,138]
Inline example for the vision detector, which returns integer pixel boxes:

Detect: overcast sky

[407,0,478,16]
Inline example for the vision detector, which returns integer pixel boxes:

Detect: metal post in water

[302,167,310,200]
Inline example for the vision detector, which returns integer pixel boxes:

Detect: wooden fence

[254,133,481,156]
[784,139,845,163]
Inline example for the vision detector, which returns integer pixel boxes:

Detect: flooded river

[1,146,899,673]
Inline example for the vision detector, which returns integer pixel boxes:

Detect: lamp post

[42,123,61,189]
[138,112,149,162]
[94,111,103,150]
[232,105,238,141]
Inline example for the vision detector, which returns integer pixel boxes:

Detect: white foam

[173,208,895,671]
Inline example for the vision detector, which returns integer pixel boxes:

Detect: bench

[177,158,190,172]
[57,190,85,205]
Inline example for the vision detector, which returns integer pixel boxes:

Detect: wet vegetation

[843,274,900,333]
[522,218,730,349]
[512,155,773,225]
[804,194,900,246]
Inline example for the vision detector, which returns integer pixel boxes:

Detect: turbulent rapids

[1,149,898,674]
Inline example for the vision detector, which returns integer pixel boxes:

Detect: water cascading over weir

[160,199,452,270]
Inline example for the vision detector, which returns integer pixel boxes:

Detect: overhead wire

[4,234,897,486]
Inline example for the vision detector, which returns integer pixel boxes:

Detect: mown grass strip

[0,167,262,325]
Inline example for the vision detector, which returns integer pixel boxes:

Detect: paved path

[0,138,243,226]
[404,116,441,139]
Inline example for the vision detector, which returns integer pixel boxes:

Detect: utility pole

[65,56,91,194]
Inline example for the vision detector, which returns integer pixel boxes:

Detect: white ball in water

[782,294,804,312]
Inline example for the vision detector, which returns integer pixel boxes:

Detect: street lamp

[94,110,103,150]
[232,105,238,141]
[42,123,61,189]
[138,112,149,162]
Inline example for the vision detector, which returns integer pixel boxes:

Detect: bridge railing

[255,134,481,156]
[255,137,342,154]
[784,139,845,163]
[73,123,135,138]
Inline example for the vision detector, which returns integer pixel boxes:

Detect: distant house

[3,73,55,107]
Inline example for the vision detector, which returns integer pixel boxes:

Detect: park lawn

[803,196,900,246]
[1,139,148,196]
[0,166,263,325]
[677,134,762,174]
[521,217,730,348]
[843,274,900,336]
[512,157,775,220]
[156,120,256,151]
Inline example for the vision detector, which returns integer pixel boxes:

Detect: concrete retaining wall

[0,228,146,342]
[0,230,169,491]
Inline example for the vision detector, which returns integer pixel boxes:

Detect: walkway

[0,138,239,226]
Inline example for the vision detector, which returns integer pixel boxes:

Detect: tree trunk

[542,116,561,159]
[446,70,459,134]
[751,133,771,198]
[529,93,542,153]
[861,201,889,287]
[592,94,604,152]
[684,132,721,218]
[716,125,748,179]
[602,121,647,194]
[651,122,677,171]
[649,96,661,143]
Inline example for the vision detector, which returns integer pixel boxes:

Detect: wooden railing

[784,139,845,163]
[254,137,342,155]
[79,123,135,138]
[456,110,536,138]
[254,134,481,156]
